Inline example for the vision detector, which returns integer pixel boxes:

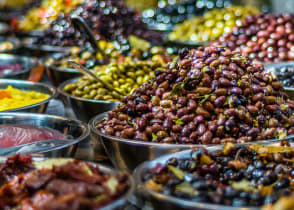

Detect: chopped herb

[175,118,184,125]
[152,133,158,141]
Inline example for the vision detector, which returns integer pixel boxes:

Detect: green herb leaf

[152,133,158,141]
[199,93,213,105]
[175,118,184,125]
[169,78,190,97]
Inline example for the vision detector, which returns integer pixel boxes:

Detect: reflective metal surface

[90,113,294,172]
[0,156,134,210]
[0,79,57,113]
[0,112,90,158]
[264,62,294,100]
[133,142,290,210]
[46,65,81,87]
[23,37,74,53]
[0,53,37,79]
[58,78,119,122]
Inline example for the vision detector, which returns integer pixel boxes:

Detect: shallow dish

[90,113,294,172]
[0,156,134,210]
[0,54,37,79]
[58,78,119,122]
[0,112,90,157]
[133,141,292,210]
[0,79,56,113]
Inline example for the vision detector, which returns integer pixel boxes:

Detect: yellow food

[0,85,50,111]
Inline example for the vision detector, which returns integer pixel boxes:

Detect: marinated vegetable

[142,141,294,207]
[216,13,294,62]
[0,124,69,148]
[0,85,50,111]
[0,157,130,210]
[168,6,259,42]
[64,59,167,101]
[97,46,294,144]
[15,0,83,31]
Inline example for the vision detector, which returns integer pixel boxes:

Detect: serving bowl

[45,53,82,87]
[0,79,56,113]
[0,54,38,79]
[133,141,292,210]
[0,156,134,210]
[90,112,294,172]
[0,112,90,157]
[264,62,294,100]
[58,78,119,122]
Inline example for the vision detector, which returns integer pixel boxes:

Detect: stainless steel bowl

[0,156,134,210]
[0,54,38,79]
[90,112,294,172]
[0,79,56,113]
[264,62,294,100]
[0,112,90,158]
[133,141,291,210]
[45,53,82,87]
[58,78,119,122]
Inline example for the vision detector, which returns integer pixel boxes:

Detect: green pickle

[64,60,167,101]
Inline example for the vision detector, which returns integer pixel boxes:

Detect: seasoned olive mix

[168,6,259,42]
[97,46,294,144]
[64,60,167,101]
[143,142,294,207]
[216,13,294,63]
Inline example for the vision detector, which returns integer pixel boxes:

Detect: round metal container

[90,112,294,172]
[0,156,134,210]
[133,141,289,210]
[0,54,38,79]
[58,78,119,122]
[0,112,90,158]
[264,62,294,100]
[0,79,56,113]
[45,53,82,87]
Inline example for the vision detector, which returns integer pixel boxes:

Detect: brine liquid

[0,124,68,148]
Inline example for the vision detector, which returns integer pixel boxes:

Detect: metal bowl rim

[58,77,120,104]
[0,53,38,76]
[132,142,291,210]
[0,156,135,209]
[23,37,74,52]
[0,79,57,112]
[0,111,90,153]
[90,112,294,148]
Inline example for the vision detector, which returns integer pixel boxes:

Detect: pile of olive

[168,6,259,42]
[64,60,167,101]
[142,0,231,29]
[216,13,294,63]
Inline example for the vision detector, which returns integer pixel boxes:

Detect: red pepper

[0,90,12,99]
[64,0,71,6]
[38,7,48,19]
